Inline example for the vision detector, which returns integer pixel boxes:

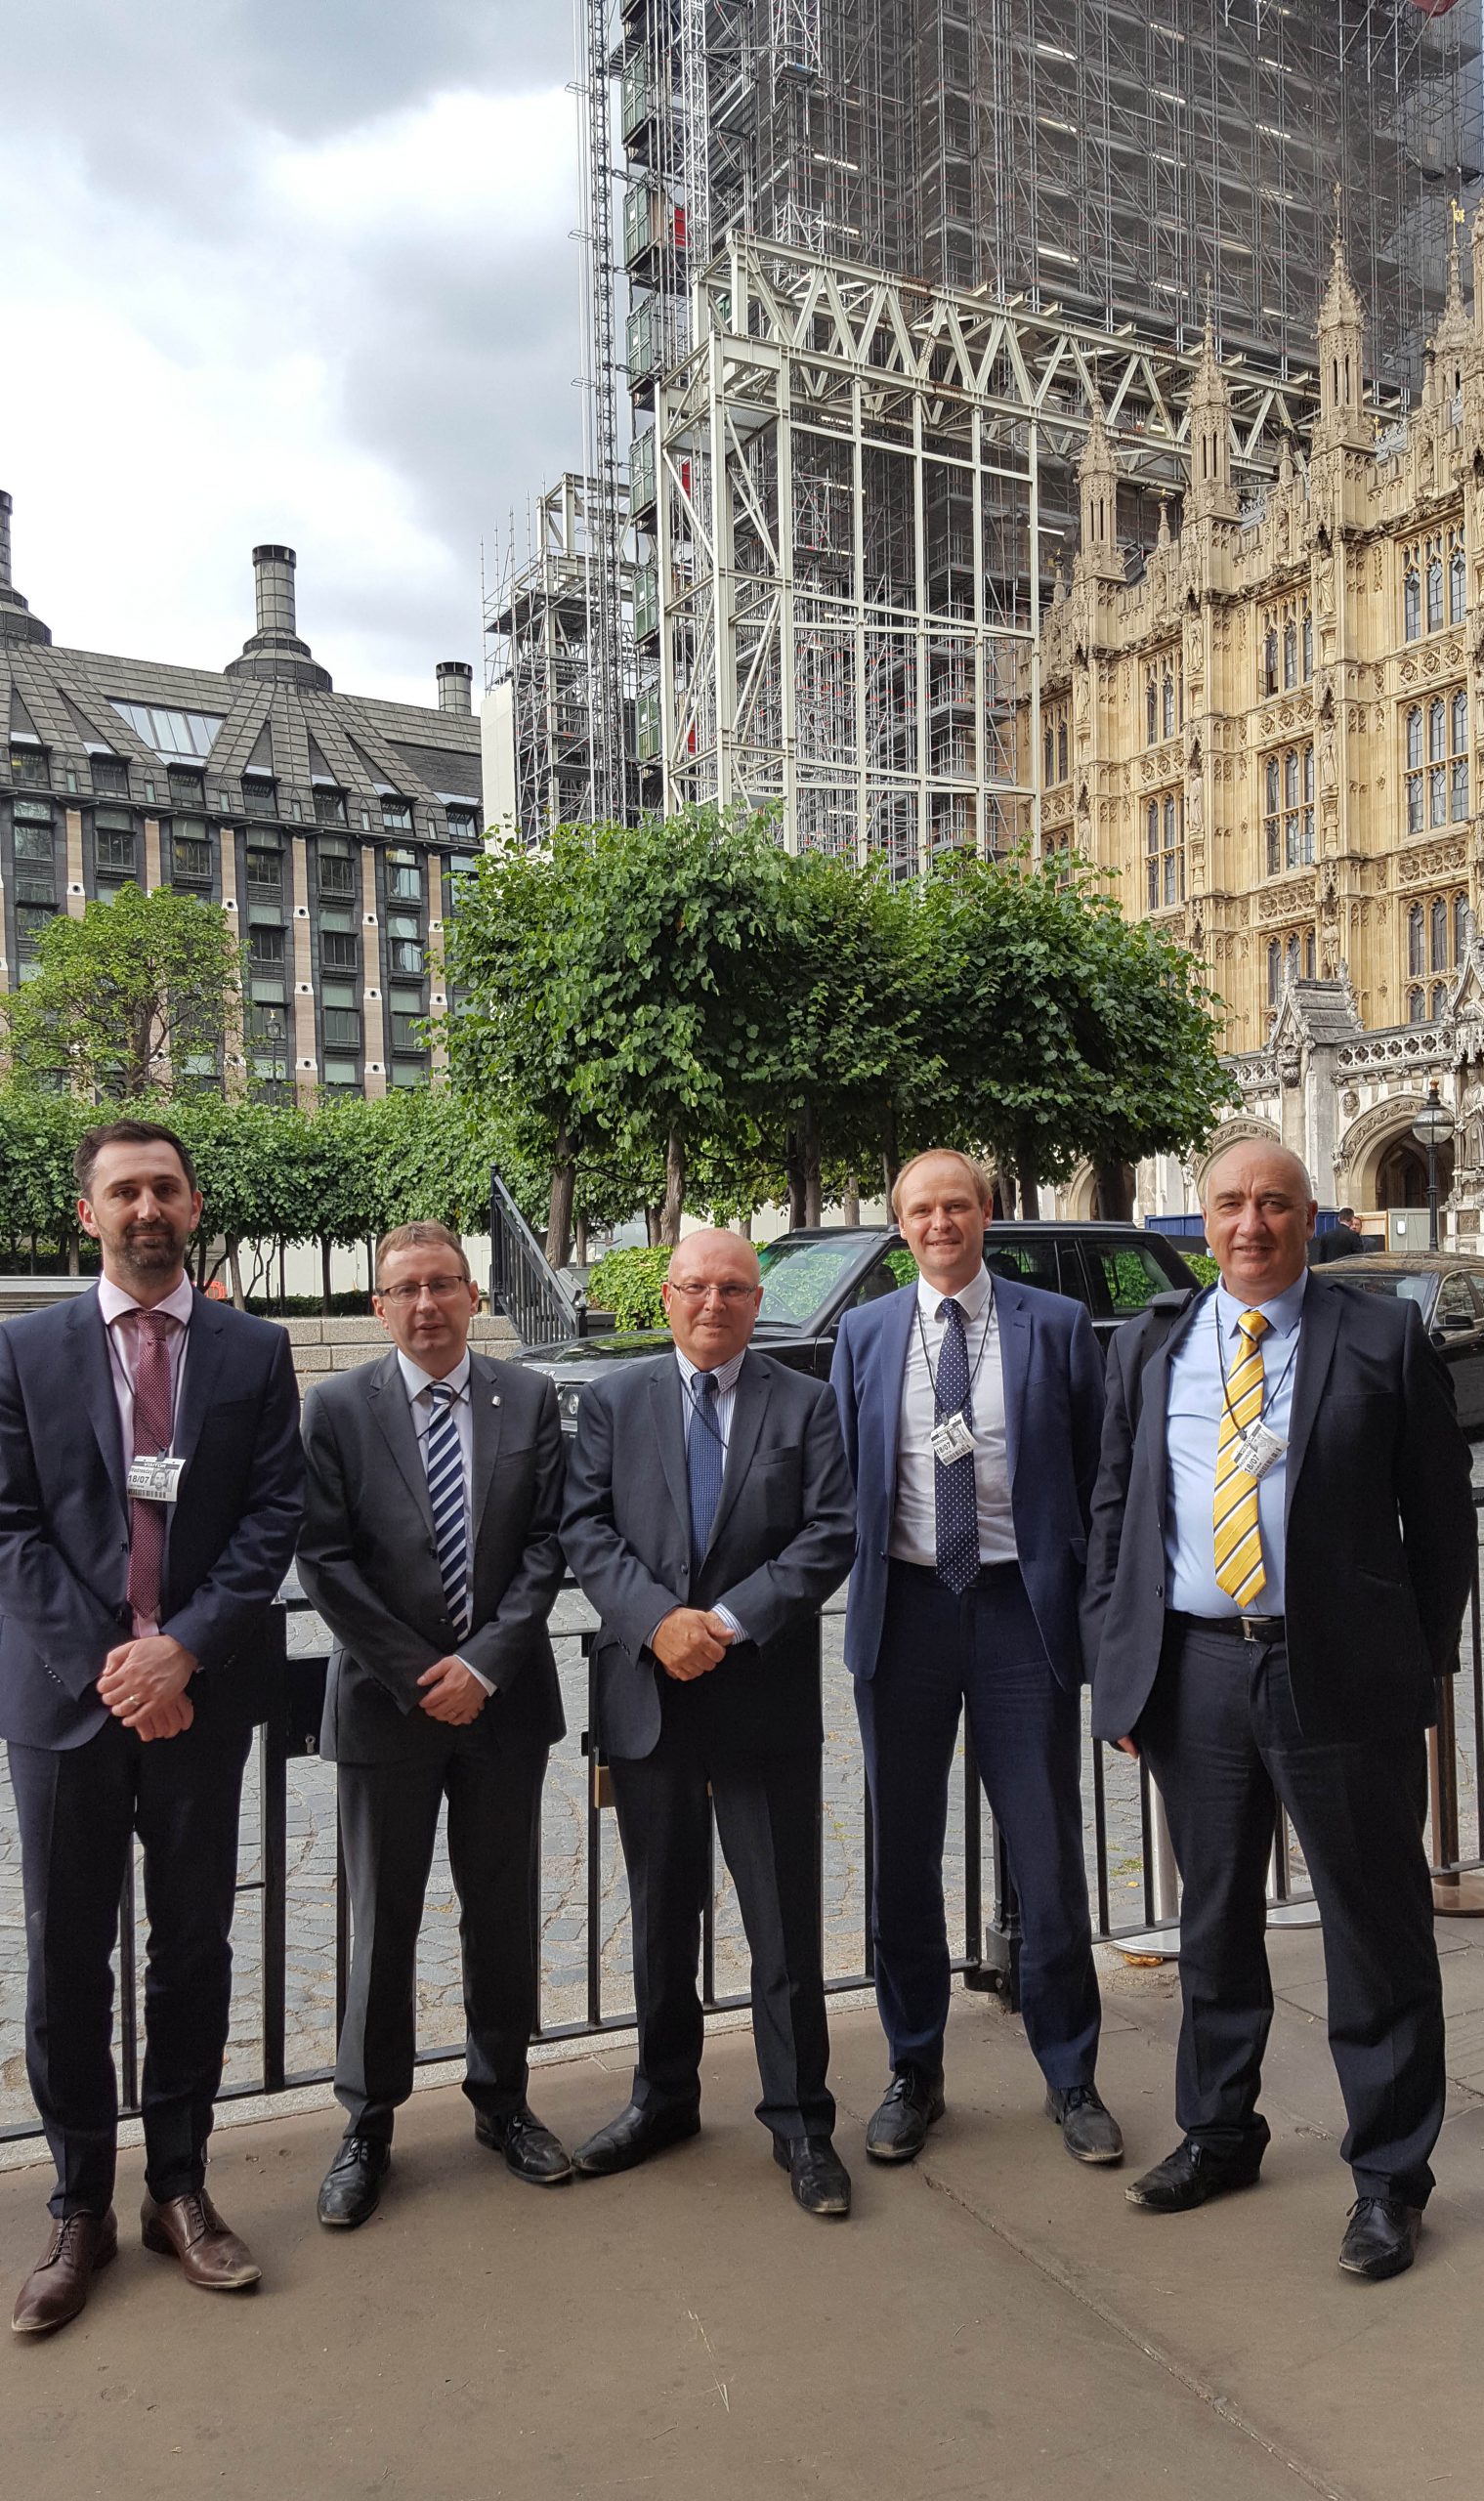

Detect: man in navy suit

[831,1150,1121,2169]
[0,1121,303,2335]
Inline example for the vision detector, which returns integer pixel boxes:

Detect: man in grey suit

[562,1229,857,2216]
[297,1222,569,2227]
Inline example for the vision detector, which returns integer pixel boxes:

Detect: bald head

[662,1227,763,1368]
[1201,1141,1316,1303]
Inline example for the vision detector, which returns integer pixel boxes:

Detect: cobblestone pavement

[3,1509,1480,2137]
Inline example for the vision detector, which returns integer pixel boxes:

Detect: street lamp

[260,1004,286,1102]
[1411,1080,1457,1252]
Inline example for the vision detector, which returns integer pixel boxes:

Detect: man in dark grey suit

[297,1221,569,2228]
[562,1228,857,2216]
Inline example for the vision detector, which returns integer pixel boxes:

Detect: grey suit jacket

[561,1349,856,1760]
[297,1348,566,1765]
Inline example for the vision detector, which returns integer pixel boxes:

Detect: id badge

[930,1411,975,1466]
[126,1455,186,1505]
[1232,1422,1285,1483]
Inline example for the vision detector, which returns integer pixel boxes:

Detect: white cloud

[0,18,580,709]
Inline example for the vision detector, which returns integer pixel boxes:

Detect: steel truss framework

[652,237,1323,873]
[484,476,635,846]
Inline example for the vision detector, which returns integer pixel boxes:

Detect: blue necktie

[934,1299,979,1597]
[425,1380,472,1641]
[687,1372,724,1563]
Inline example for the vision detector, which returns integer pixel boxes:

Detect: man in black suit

[297,1222,569,2227]
[1085,1141,1474,2280]
[1308,1207,1373,1264]
[562,1228,857,2215]
[2,1120,303,2335]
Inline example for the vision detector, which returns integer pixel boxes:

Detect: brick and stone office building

[0,496,484,1103]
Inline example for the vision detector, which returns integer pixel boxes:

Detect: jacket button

[1154,1585,1164,1599]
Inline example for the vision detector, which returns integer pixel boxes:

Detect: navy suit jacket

[562,1349,856,1760]
[830,1273,1105,1689]
[0,1285,304,1750]
[1083,1276,1476,1747]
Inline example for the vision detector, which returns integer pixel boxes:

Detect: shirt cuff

[712,1604,748,1645]
[455,1656,495,1695]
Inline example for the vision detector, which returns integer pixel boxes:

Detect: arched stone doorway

[1374,1133,1453,1211]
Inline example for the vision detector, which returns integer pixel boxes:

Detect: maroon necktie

[126,1310,176,1629]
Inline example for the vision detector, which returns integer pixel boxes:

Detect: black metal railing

[4,1520,1482,2146]
[487,1166,576,1349]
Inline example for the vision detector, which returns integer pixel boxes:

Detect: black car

[1314,1250,1484,1431]
[515,1222,1202,1430]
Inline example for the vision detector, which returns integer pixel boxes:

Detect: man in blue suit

[831,1150,1121,2168]
[0,1121,303,2334]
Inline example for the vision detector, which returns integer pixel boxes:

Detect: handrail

[488,1165,577,1349]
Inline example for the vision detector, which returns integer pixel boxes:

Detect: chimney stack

[0,490,52,647]
[437,659,473,716]
[226,540,331,690]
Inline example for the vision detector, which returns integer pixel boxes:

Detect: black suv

[515,1222,1201,1431]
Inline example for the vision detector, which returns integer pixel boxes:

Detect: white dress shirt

[396,1347,491,1693]
[889,1263,1017,1568]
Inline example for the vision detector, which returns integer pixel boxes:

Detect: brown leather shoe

[140,2189,260,2290]
[13,2209,118,2335]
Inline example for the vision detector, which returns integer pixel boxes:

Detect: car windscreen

[1328,1271,1431,1308]
[756,1236,870,1326]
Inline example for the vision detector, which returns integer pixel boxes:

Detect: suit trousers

[9,1713,252,2220]
[1140,1621,1444,2207]
[857,1560,1102,2090]
[334,1731,547,2141]
[609,1694,834,2141]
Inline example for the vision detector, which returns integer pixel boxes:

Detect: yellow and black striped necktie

[1213,1308,1271,1609]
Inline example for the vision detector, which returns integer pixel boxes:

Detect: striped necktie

[425,1379,471,1641]
[1213,1308,1270,1609]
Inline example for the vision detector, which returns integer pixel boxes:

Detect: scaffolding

[483,476,636,845]
[650,234,1326,872]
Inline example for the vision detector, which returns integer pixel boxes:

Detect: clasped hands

[652,1607,736,1681]
[97,1635,198,1742]
[417,1656,488,1725]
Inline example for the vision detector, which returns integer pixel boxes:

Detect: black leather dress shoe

[1125,2139,1263,2212]
[572,2100,700,2177]
[774,2133,852,2217]
[1044,2083,1124,2165]
[474,2104,573,2184]
[318,2137,391,2229]
[865,2068,946,2163]
[1338,2197,1422,2281]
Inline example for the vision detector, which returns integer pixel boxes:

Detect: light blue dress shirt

[1165,1273,1308,1618]
[651,1345,748,1644]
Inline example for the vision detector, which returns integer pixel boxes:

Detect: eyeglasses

[376,1276,471,1306]
[665,1280,758,1304]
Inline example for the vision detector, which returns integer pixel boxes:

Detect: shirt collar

[1214,1270,1308,1341]
[99,1273,195,1330]
[674,1343,747,1398]
[916,1260,992,1325]
[397,1347,472,1404]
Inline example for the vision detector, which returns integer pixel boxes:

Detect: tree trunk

[659,1125,686,1247]
[1016,1154,1039,1222]
[881,1098,901,1203]
[545,1157,575,1272]
[228,1236,245,1311]
[366,1238,376,1298]
[66,1230,79,1277]
[737,1212,752,1241]
[785,1132,807,1232]
[573,1210,589,1268]
[1092,1160,1136,1221]
[645,1206,663,1246]
[802,1100,823,1229]
[841,1173,860,1226]
[320,1236,333,1314]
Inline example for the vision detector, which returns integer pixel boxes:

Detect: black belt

[1169,1609,1285,1646]
[889,1558,1022,1591]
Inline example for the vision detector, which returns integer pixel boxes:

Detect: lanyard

[684,1375,729,1451]
[1214,1303,1299,1438]
[915,1295,994,1419]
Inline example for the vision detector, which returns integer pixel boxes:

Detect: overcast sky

[2,2,583,706]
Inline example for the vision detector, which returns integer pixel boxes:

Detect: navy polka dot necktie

[688,1372,724,1563]
[934,1299,979,1596]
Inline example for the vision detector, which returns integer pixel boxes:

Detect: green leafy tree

[3,885,244,1101]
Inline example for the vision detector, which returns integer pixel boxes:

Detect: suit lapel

[1138,1293,1206,1520]
[170,1294,226,1471]
[1283,1277,1340,1527]
[71,1291,128,1523]
[991,1277,1030,1494]
[706,1352,772,1556]
[369,1350,435,1533]
[467,1350,506,1546]
[649,1361,691,1545]
[878,1286,918,1522]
